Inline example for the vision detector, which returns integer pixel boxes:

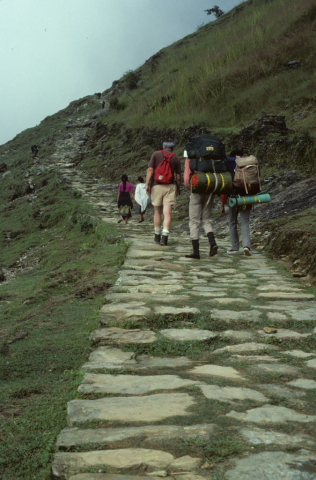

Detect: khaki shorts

[151,184,176,206]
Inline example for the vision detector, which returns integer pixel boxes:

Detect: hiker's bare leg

[154,206,162,229]
[163,204,172,231]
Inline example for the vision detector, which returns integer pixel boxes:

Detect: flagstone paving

[51,159,316,479]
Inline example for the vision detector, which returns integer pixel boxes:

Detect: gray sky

[0,0,241,146]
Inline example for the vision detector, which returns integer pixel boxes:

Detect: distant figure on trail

[183,150,218,259]
[31,145,39,157]
[221,149,260,256]
[145,139,181,246]
[101,100,105,109]
[117,174,135,224]
[135,176,150,223]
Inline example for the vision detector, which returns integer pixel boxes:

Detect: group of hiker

[117,135,264,256]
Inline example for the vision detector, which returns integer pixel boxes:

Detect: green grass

[0,167,127,479]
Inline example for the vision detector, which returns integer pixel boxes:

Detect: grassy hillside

[105,0,316,134]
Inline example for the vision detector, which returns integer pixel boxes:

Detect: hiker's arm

[176,173,181,196]
[221,195,227,216]
[117,186,120,202]
[145,167,154,195]
[183,158,191,190]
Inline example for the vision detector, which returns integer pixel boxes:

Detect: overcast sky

[0,0,241,146]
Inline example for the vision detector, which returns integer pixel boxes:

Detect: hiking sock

[207,232,218,257]
[185,239,200,259]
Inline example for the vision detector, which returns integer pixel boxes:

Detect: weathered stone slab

[225,451,316,480]
[208,268,237,274]
[211,309,262,322]
[57,424,216,447]
[154,306,200,316]
[118,277,185,286]
[212,297,249,305]
[258,292,314,300]
[266,312,288,321]
[287,308,316,321]
[191,286,226,292]
[68,393,196,424]
[256,284,303,292]
[306,358,316,369]
[82,347,137,370]
[187,291,227,297]
[216,279,252,285]
[160,328,217,342]
[136,284,184,294]
[250,363,300,376]
[89,328,157,345]
[239,427,316,447]
[135,355,193,369]
[53,449,175,477]
[258,328,312,340]
[69,475,174,480]
[284,350,316,358]
[99,302,152,325]
[119,269,164,277]
[201,385,268,403]
[189,365,244,381]
[212,342,279,355]
[219,330,255,342]
[78,373,204,394]
[127,249,174,258]
[231,355,278,363]
[169,455,202,470]
[226,405,316,423]
[105,293,180,304]
[287,379,316,389]
[244,269,278,275]
[257,384,306,402]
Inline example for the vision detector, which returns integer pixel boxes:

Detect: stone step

[78,373,204,395]
[53,449,203,479]
[67,393,196,425]
[56,424,215,448]
[81,346,193,371]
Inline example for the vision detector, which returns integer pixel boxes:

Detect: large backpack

[185,134,227,173]
[154,150,175,184]
[233,155,261,194]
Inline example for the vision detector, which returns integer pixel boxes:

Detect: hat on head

[163,139,175,149]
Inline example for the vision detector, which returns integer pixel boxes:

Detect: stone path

[50,144,316,479]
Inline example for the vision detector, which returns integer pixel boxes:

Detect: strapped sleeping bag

[185,134,227,173]
[189,171,232,195]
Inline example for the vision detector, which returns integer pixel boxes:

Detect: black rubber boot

[185,239,200,259]
[207,232,218,257]
[160,235,168,246]
[154,234,161,245]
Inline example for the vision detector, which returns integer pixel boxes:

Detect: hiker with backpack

[117,174,135,224]
[145,139,181,246]
[221,150,261,256]
[183,134,228,259]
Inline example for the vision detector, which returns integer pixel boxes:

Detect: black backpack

[185,134,227,173]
